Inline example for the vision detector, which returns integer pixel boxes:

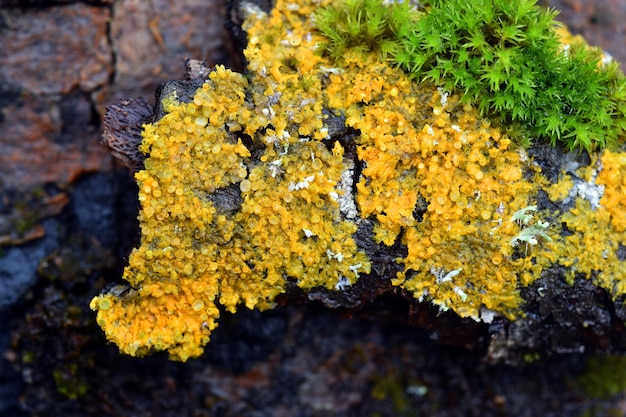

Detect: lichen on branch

[92,0,626,361]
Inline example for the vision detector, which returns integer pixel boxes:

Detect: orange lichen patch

[235,140,370,293]
[549,197,626,292]
[90,285,220,362]
[91,57,369,358]
[534,149,626,295]
[92,0,626,360]
[325,55,551,319]
[91,67,252,360]
[597,150,626,232]
[242,0,328,141]
[546,173,574,202]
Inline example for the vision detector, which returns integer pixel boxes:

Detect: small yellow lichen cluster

[92,0,626,360]
[541,151,626,294]
[597,151,626,233]
[91,69,253,361]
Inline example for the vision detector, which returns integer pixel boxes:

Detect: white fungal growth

[453,286,467,302]
[289,175,315,191]
[240,1,267,22]
[510,206,552,251]
[511,205,537,226]
[334,276,351,291]
[326,250,345,263]
[268,159,283,178]
[437,87,449,107]
[319,66,344,74]
[349,263,364,278]
[334,160,359,219]
[479,307,496,324]
[431,266,462,283]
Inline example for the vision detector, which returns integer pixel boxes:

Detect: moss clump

[578,355,626,399]
[313,0,413,62]
[314,0,626,151]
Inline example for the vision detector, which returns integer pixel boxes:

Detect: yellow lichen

[324,56,552,319]
[597,151,626,233]
[546,174,574,202]
[92,0,626,360]
[527,149,626,294]
[92,59,370,360]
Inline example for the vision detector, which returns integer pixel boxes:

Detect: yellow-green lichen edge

[91,0,626,361]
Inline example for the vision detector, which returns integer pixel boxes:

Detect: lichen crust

[92,0,626,360]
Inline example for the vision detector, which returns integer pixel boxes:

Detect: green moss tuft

[313,0,414,62]
[578,355,626,399]
[314,0,626,152]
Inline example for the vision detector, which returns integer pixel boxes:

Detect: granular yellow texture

[541,151,626,294]
[325,58,552,319]
[597,151,626,233]
[91,63,370,359]
[92,0,626,360]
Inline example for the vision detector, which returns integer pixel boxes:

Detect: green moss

[53,364,89,400]
[371,374,412,413]
[314,0,626,151]
[578,355,626,399]
[299,74,316,92]
[523,352,541,363]
[313,0,414,62]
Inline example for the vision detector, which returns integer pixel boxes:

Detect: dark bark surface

[2,1,626,416]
